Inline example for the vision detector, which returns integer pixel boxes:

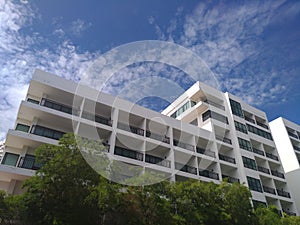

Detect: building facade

[0,69,298,215]
[270,117,300,213]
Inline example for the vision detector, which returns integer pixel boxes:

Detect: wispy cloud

[0,1,100,140]
[70,19,92,36]
[151,0,300,106]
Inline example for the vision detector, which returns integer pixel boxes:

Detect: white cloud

[0,1,101,140]
[70,19,91,36]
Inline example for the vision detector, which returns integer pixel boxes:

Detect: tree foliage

[0,133,299,225]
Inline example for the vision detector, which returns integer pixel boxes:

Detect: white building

[0,141,4,161]
[0,69,298,215]
[270,117,300,213]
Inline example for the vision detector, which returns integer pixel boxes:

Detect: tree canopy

[0,133,299,225]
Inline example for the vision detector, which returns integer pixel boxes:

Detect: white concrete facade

[0,69,298,216]
[269,117,300,214]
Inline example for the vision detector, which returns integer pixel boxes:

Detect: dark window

[238,137,252,151]
[27,98,39,104]
[252,200,267,209]
[229,99,244,118]
[246,124,273,140]
[247,176,263,192]
[171,100,196,118]
[242,156,257,170]
[2,153,19,166]
[31,125,65,140]
[16,124,30,133]
[202,110,229,124]
[234,121,248,134]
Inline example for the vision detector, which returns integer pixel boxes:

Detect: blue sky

[0,0,300,140]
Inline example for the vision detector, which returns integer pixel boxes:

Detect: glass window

[242,156,257,170]
[238,137,252,151]
[247,176,263,192]
[27,98,39,104]
[246,124,273,140]
[16,124,30,133]
[2,153,19,166]
[202,110,229,124]
[234,121,248,134]
[229,99,244,118]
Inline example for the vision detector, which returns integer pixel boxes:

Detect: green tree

[21,133,107,225]
[255,205,281,225]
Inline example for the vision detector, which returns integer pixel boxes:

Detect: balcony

[283,210,296,216]
[276,189,291,198]
[117,122,144,136]
[175,162,197,175]
[145,154,171,168]
[146,131,170,144]
[82,111,112,126]
[17,156,42,170]
[257,166,270,174]
[173,139,194,152]
[253,148,265,156]
[288,131,299,139]
[263,186,276,195]
[256,121,269,130]
[204,99,225,111]
[293,145,300,152]
[266,152,279,161]
[41,98,80,116]
[222,174,240,183]
[196,147,215,158]
[215,135,232,145]
[245,116,255,124]
[30,125,65,140]
[199,170,219,180]
[218,154,236,164]
[114,146,143,161]
[271,170,285,179]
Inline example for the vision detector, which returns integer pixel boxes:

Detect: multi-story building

[270,117,300,213]
[0,69,298,215]
[0,141,4,160]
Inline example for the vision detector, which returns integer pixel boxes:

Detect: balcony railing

[173,139,194,151]
[266,152,279,161]
[117,122,144,136]
[263,186,276,195]
[253,148,265,156]
[199,170,219,180]
[204,100,225,111]
[257,166,270,174]
[114,146,143,161]
[30,125,65,140]
[82,111,112,126]
[256,121,269,130]
[41,98,80,116]
[215,135,232,145]
[245,116,255,124]
[222,174,240,183]
[218,154,236,164]
[145,154,171,168]
[17,156,42,170]
[175,162,197,175]
[271,170,285,179]
[196,147,215,158]
[276,189,291,198]
[146,131,170,144]
[293,145,300,152]
[288,131,299,139]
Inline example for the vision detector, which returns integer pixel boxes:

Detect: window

[16,123,30,132]
[238,137,252,151]
[242,156,257,170]
[31,125,65,140]
[27,98,39,104]
[229,99,244,118]
[247,176,263,192]
[1,153,19,166]
[234,121,248,134]
[171,100,196,118]
[202,110,229,124]
[246,124,273,140]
